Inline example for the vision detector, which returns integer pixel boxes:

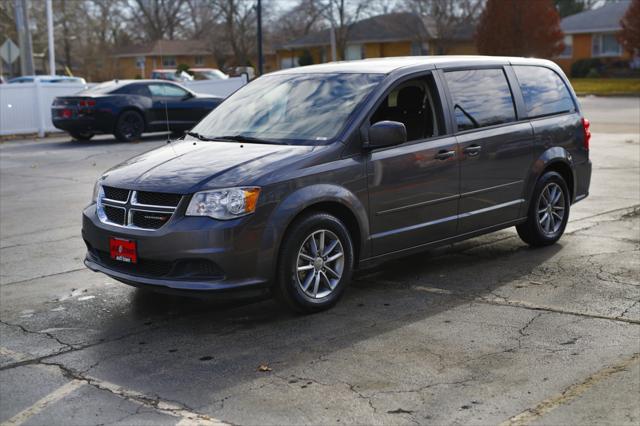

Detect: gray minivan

[83,56,592,312]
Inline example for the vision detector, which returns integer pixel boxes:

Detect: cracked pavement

[1,97,639,425]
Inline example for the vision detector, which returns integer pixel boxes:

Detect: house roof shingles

[112,40,211,57]
[281,13,435,49]
[561,1,630,34]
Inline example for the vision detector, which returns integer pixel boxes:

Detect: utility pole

[329,1,337,61]
[14,0,34,76]
[256,0,263,76]
[46,0,55,75]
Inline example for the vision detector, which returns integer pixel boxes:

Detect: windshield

[80,81,120,94]
[190,73,384,144]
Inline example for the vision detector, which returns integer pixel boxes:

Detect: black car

[52,80,223,142]
[82,56,591,313]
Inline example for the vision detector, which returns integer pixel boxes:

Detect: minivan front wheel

[276,212,354,313]
[517,171,570,247]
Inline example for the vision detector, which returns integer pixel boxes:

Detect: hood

[101,140,316,193]
[193,92,223,100]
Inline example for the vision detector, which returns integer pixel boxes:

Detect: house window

[592,33,622,57]
[559,35,573,58]
[162,56,177,67]
[195,55,204,66]
[345,44,363,60]
[280,57,300,69]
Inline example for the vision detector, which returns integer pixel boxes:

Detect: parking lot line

[0,379,85,426]
[0,347,228,426]
[500,353,640,426]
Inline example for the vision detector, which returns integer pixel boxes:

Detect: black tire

[275,212,354,313]
[113,110,144,142]
[69,131,94,141]
[517,171,570,247]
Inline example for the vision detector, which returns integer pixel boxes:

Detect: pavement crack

[39,360,224,425]
[515,312,545,349]
[617,299,640,321]
[0,318,74,351]
[1,268,86,287]
[0,235,79,250]
[500,353,640,426]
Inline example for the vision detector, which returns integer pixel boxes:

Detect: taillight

[61,108,72,118]
[582,117,591,150]
[79,99,96,107]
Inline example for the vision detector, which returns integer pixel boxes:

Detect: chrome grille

[97,187,181,230]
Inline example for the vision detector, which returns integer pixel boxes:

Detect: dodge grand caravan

[83,56,592,313]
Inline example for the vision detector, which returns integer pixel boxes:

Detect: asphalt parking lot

[0,96,638,426]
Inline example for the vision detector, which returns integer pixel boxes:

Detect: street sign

[0,39,20,65]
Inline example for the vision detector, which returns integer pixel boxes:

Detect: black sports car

[52,80,223,142]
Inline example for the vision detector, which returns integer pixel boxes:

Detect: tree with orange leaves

[619,0,640,53]
[476,0,564,58]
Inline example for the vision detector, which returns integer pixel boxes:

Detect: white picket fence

[0,75,247,137]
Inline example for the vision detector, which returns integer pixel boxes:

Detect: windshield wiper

[185,131,217,141]
[215,135,280,145]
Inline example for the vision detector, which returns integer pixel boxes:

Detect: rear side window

[513,66,575,118]
[113,84,150,96]
[445,69,516,131]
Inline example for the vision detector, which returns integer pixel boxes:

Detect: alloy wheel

[296,229,344,299]
[537,182,565,236]
[120,113,143,139]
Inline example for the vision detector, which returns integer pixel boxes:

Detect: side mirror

[368,121,407,148]
[182,92,193,100]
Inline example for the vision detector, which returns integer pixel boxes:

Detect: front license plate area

[110,237,137,264]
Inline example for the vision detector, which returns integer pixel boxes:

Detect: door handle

[435,150,456,160]
[464,145,482,156]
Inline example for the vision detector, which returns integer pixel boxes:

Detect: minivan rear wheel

[517,171,570,247]
[276,212,354,313]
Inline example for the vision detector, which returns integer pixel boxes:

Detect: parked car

[227,66,255,80]
[150,69,193,82]
[8,75,86,84]
[190,68,229,80]
[52,80,223,142]
[82,56,591,313]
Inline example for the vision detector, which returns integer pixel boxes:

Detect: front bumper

[82,204,271,296]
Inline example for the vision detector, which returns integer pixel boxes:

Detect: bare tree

[273,0,325,41]
[404,0,484,53]
[320,0,371,59]
[127,0,188,41]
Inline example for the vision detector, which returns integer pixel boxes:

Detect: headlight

[92,180,104,203]
[186,187,261,220]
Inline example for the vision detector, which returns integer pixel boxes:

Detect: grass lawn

[570,78,640,96]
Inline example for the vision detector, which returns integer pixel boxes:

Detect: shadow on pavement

[61,237,562,409]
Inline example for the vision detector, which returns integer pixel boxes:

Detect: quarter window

[513,66,575,118]
[445,69,516,131]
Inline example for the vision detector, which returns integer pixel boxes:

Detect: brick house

[275,13,476,70]
[556,1,633,74]
[111,40,219,79]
